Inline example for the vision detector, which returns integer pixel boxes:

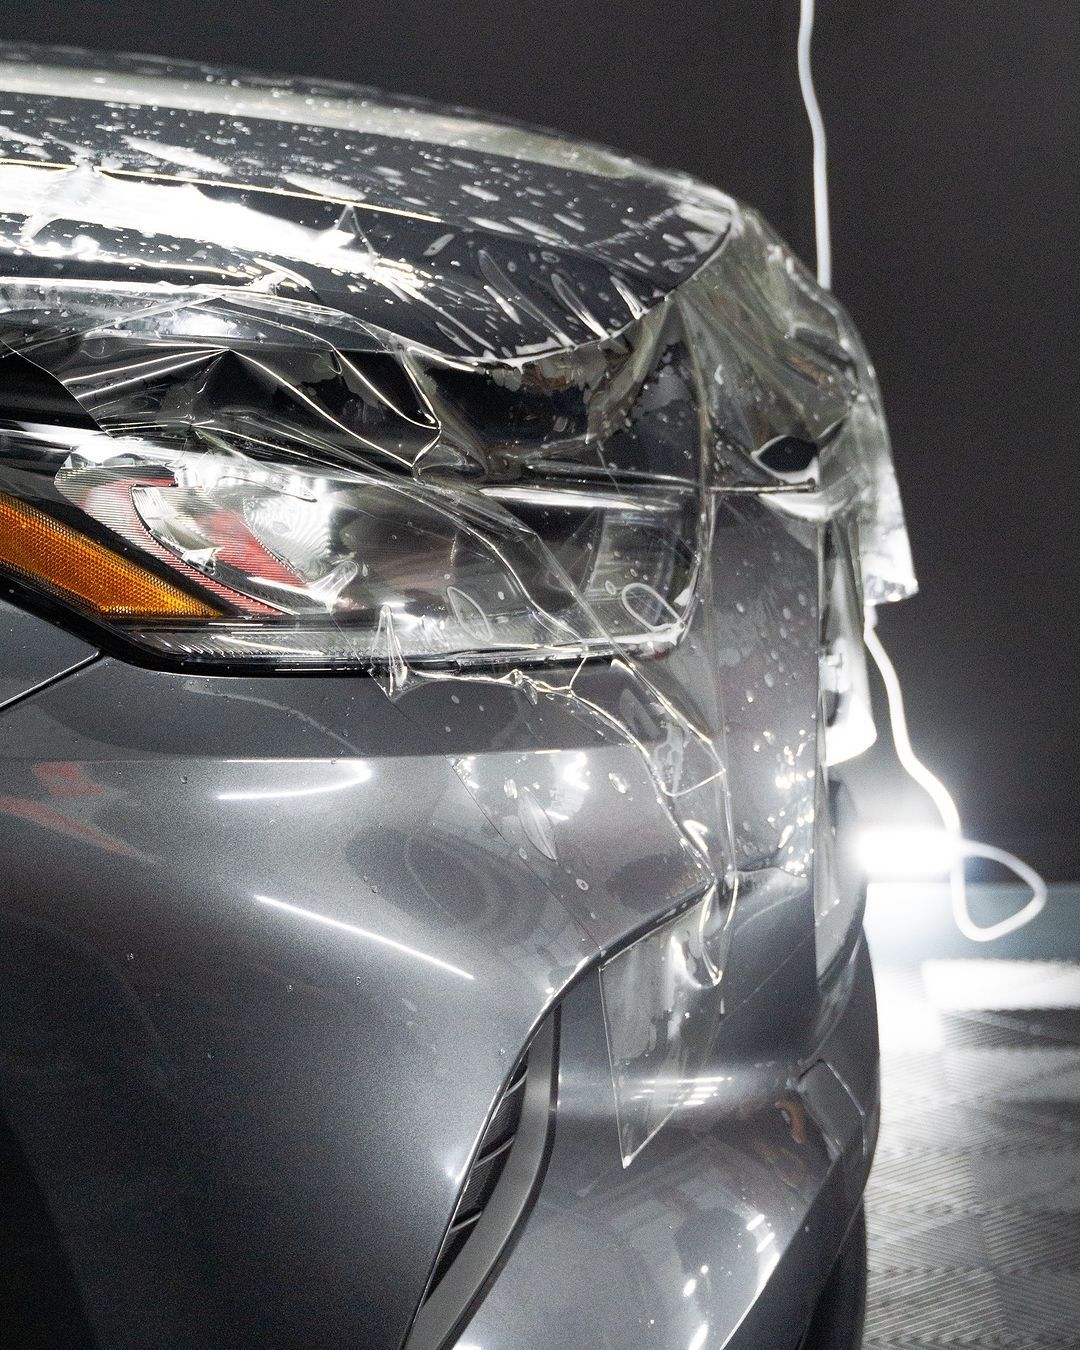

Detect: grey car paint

[0,503,872,1350]
[0,600,97,710]
[462,941,877,1350]
[0,43,892,1350]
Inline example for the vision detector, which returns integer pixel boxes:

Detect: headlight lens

[0,423,697,668]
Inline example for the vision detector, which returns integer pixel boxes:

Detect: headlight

[0,420,698,668]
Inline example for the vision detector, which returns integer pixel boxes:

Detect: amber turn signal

[0,490,219,619]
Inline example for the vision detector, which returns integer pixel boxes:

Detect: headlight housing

[0,416,698,668]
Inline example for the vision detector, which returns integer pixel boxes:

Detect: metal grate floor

[865,958,1080,1349]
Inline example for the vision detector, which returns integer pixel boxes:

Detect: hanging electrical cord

[797,0,1047,939]
[864,620,1047,940]
[797,0,832,290]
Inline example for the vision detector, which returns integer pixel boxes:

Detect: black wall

[1,2,1076,876]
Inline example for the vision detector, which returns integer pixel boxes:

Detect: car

[0,42,915,1350]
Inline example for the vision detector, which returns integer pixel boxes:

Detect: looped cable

[798,0,1047,943]
[864,619,1047,942]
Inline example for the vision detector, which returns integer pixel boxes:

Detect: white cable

[797,0,832,289]
[797,1,1047,941]
[865,620,1047,941]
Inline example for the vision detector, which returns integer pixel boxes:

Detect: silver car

[0,44,914,1350]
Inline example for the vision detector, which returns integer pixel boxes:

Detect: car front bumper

[453,932,878,1350]
[0,589,877,1350]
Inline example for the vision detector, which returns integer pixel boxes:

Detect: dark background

[1,1,1076,876]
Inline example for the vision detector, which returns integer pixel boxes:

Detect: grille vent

[427,1048,530,1296]
[405,1014,556,1350]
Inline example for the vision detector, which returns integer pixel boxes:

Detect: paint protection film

[0,47,913,1160]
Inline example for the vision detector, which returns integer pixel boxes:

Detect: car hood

[0,44,914,613]
[0,43,736,362]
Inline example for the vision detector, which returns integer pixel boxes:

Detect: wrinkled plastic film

[0,46,914,1162]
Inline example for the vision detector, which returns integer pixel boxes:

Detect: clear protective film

[0,45,914,1162]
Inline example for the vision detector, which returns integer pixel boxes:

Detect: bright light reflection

[688,1322,709,1350]
[219,763,373,801]
[856,825,957,880]
[560,752,590,794]
[255,894,474,981]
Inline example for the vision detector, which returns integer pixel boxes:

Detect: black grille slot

[476,1069,526,1156]
[407,1014,556,1350]
[454,1136,514,1223]
[431,1211,481,1282]
[427,1049,530,1293]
